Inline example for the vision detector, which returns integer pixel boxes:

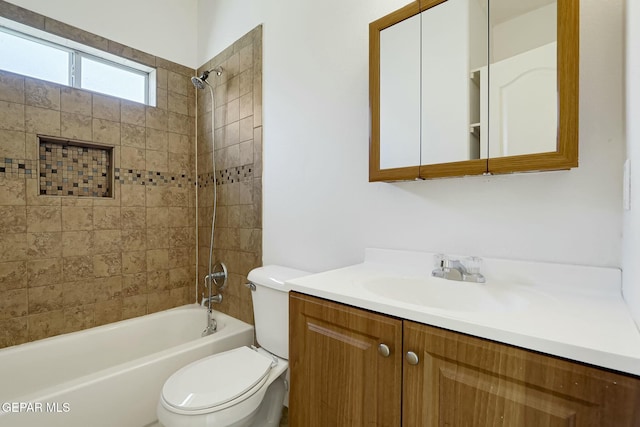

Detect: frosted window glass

[80,56,146,104]
[0,31,69,85]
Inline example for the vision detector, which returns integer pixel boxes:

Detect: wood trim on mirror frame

[369,0,579,182]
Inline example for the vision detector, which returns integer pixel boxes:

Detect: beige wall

[0,1,198,348]
[196,26,262,325]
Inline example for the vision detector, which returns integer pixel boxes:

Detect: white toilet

[157,265,309,427]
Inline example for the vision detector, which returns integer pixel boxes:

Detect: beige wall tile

[94,229,121,254]
[168,207,189,225]
[168,92,188,115]
[240,229,261,252]
[62,206,93,231]
[122,272,146,296]
[147,269,169,292]
[154,88,166,111]
[122,294,147,319]
[93,94,121,121]
[28,310,64,341]
[0,261,26,291]
[60,112,92,141]
[238,70,252,98]
[146,227,169,249]
[25,106,60,135]
[63,255,94,282]
[0,317,28,347]
[121,229,146,252]
[0,101,25,132]
[93,206,121,230]
[92,118,120,145]
[61,87,92,115]
[145,186,167,207]
[63,280,96,307]
[168,112,191,136]
[146,249,169,271]
[93,253,122,277]
[167,187,189,207]
[239,44,253,73]
[146,207,169,228]
[0,288,27,319]
[146,107,167,131]
[26,180,60,207]
[121,207,146,229]
[61,231,93,257]
[26,206,61,232]
[28,284,63,314]
[94,299,122,326]
[25,79,60,110]
[94,276,122,302]
[121,100,146,126]
[147,290,171,312]
[168,246,190,269]
[0,178,26,206]
[121,184,145,207]
[168,132,190,154]
[239,116,253,143]
[146,128,168,152]
[239,92,252,120]
[168,152,190,174]
[121,123,146,148]
[122,251,146,274]
[168,71,189,96]
[120,146,145,170]
[227,98,240,125]
[63,305,94,333]
[0,129,25,158]
[169,227,191,248]
[146,150,168,171]
[169,267,190,288]
[0,72,25,104]
[27,258,62,288]
[0,206,26,233]
[239,140,253,166]
[27,232,61,259]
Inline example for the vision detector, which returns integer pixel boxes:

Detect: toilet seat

[161,346,274,414]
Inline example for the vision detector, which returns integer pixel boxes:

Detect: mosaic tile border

[0,158,195,189]
[116,168,193,187]
[198,165,254,188]
[0,158,36,178]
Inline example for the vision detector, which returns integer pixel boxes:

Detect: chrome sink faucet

[432,254,486,283]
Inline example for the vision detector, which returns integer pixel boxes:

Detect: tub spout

[200,294,223,307]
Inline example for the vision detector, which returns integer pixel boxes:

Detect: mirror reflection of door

[487,0,558,158]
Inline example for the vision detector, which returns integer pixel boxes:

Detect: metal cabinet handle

[378,343,391,357]
[406,351,419,365]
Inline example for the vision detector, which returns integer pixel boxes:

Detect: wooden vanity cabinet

[403,321,640,426]
[289,292,403,427]
[290,292,640,427]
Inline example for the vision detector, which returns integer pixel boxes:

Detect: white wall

[623,0,640,324]
[198,0,625,274]
[6,0,198,67]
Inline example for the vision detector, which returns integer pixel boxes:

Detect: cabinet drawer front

[290,292,402,427]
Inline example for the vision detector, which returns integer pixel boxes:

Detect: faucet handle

[464,256,483,275]
[434,253,447,268]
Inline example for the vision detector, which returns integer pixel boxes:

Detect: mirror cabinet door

[369,0,578,182]
[421,0,488,166]
[487,0,558,159]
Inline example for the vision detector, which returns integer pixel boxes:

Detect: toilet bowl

[157,266,309,427]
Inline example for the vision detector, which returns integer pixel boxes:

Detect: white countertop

[286,249,640,377]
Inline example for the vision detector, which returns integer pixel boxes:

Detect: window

[0,26,154,105]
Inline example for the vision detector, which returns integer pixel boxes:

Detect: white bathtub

[0,304,254,427]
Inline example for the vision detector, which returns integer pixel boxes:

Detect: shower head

[191,67,223,89]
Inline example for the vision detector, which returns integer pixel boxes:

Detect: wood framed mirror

[369,0,579,181]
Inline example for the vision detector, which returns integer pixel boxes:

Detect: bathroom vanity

[286,249,640,426]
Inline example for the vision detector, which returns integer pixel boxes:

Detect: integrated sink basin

[361,276,534,313]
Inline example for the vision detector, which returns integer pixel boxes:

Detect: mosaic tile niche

[38,137,113,197]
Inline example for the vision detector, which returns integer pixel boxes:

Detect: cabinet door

[403,321,640,426]
[289,292,402,427]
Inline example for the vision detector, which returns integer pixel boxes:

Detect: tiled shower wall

[0,1,197,348]
[197,26,262,325]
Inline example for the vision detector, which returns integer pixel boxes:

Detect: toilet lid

[162,346,274,411]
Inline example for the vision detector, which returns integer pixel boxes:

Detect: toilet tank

[247,265,309,359]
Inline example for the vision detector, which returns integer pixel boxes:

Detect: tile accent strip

[198,165,254,188]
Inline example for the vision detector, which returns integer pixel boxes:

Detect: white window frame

[0,19,156,106]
